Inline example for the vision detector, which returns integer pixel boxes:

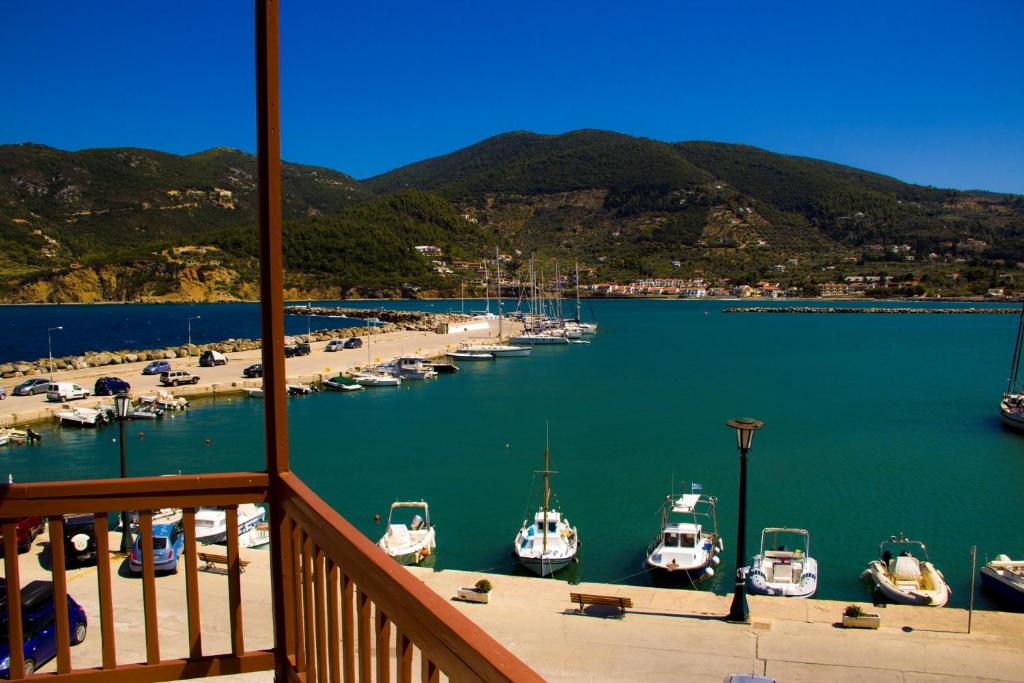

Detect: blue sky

[2,1,1022,192]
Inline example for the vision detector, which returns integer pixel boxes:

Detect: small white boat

[322,376,364,392]
[578,322,598,335]
[743,527,818,598]
[508,331,570,345]
[377,501,436,565]
[645,485,723,584]
[445,351,494,361]
[352,372,402,387]
[194,503,267,544]
[128,404,164,420]
[1000,303,1024,430]
[139,391,190,411]
[999,393,1024,430]
[393,356,438,380]
[243,387,264,398]
[57,406,113,427]
[460,343,531,357]
[860,533,950,607]
[239,522,271,549]
[0,433,8,447]
[980,555,1024,610]
[286,383,318,396]
[0,428,41,445]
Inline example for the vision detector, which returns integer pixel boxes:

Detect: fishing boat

[513,428,579,577]
[980,555,1024,609]
[322,375,364,392]
[742,527,818,598]
[1000,300,1024,430]
[445,351,494,361]
[393,356,438,380]
[860,533,950,607]
[194,503,267,544]
[57,406,113,427]
[645,484,723,584]
[460,343,531,357]
[377,501,436,565]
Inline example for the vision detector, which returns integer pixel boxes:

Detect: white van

[47,382,90,402]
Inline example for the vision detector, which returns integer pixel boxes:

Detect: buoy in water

[373,514,380,523]
[204,437,212,446]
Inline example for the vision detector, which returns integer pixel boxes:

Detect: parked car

[142,360,171,375]
[129,522,184,574]
[324,339,345,352]
[243,363,263,378]
[62,514,98,567]
[343,337,363,349]
[199,350,228,367]
[0,580,88,676]
[284,343,311,358]
[159,370,199,387]
[46,383,89,402]
[13,378,50,396]
[0,517,44,554]
[93,377,131,396]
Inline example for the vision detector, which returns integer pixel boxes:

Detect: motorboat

[0,428,41,445]
[512,429,579,577]
[1000,301,1024,430]
[645,485,723,584]
[860,533,950,607]
[286,383,318,396]
[57,406,113,427]
[194,503,267,544]
[322,375,364,392]
[980,555,1024,610]
[128,404,165,420]
[508,330,569,345]
[427,362,459,374]
[578,322,598,335]
[243,387,264,398]
[445,351,494,361]
[459,343,531,357]
[352,371,402,387]
[239,522,271,549]
[393,356,438,380]
[743,527,818,598]
[139,391,189,411]
[377,501,436,565]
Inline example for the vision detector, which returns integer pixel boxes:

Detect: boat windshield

[664,532,679,547]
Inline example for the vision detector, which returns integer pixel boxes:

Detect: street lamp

[47,326,63,379]
[187,315,201,347]
[725,416,764,624]
[113,392,132,553]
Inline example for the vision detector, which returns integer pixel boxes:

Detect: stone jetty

[724,306,1019,314]
[285,305,470,329]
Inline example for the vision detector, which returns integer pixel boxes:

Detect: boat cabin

[662,522,702,549]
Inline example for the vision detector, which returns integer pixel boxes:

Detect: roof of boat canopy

[671,493,702,513]
[389,501,430,509]
[532,510,563,522]
[664,522,700,534]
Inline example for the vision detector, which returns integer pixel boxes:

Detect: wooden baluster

[225,506,244,656]
[421,658,440,683]
[327,559,341,683]
[47,517,72,673]
[341,574,355,683]
[139,510,160,664]
[181,508,202,658]
[302,533,317,683]
[291,521,306,674]
[3,522,25,679]
[357,589,371,683]
[396,630,413,683]
[92,513,116,669]
[314,548,328,683]
[375,608,391,683]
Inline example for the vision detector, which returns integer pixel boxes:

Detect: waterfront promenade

[0,323,506,427]
[9,529,1022,682]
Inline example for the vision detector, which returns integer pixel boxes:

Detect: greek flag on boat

[690,482,703,493]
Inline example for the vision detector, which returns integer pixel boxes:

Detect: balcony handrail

[280,471,543,682]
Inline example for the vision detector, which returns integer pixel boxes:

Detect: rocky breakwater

[285,305,475,332]
[723,306,1019,314]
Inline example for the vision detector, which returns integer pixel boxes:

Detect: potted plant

[841,604,880,629]
[457,579,493,604]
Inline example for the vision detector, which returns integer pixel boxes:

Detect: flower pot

[842,613,880,629]
[457,587,490,604]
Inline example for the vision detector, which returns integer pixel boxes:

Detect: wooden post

[968,544,977,634]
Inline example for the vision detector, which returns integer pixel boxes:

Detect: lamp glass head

[113,392,131,418]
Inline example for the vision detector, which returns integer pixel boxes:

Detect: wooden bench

[569,592,632,617]
[197,551,250,574]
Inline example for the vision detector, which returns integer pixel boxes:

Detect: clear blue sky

[3,1,1022,192]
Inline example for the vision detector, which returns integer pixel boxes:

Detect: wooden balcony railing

[0,472,541,682]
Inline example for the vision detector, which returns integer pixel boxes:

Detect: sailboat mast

[496,246,503,338]
[575,260,582,323]
[483,261,490,315]
[543,423,550,556]
[1009,300,1024,393]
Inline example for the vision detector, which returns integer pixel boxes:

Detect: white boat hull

[746,556,818,598]
[861,559,950,607]
[508,335,569,345]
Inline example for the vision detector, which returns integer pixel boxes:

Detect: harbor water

[2,298,1022,609]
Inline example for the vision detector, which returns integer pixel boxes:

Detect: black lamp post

[113,392,131,553]
[725,416,764,623]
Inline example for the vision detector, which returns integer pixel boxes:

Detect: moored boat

[128,404,165,420]
[194,503,267,544]
[980,555,1024,610]
[460,343,531,357]
[322,375,364,392]
[377,501,436,565]
[1000,300,1024,430]
[445,351,494,361]
[393,356,438,380]
[352,371,402,387]
[859,533,950,607]
[645,484,723,585]
[57,406,113,427]
[139,391,189,411]
[507,331,569,345]
[742,527,818,598]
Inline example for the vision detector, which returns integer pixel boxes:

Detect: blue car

[93,377,131,396]
[0,580,88,676]
[142,360,171,375]
[129,523,184,574]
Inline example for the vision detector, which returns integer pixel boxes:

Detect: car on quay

[343,337,363,349]
[324,339,345,352]
[142,360,171,375]
[45,383,89,402]
[158,370,199,387]
[243,363,263,378]
[284,342,311,358]
[0,517,44,554]
[199,350,228,367]
[93,377,131,396]
[61,514,98,567]
[0,580,88,676]
[129,522,184,574]
[12,379,50,396]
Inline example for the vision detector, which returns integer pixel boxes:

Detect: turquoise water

[5,299,1023,609]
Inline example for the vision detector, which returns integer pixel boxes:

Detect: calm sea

[2,299,1022,609]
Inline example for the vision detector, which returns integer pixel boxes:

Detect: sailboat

[1000,300,1024,430]
[351,319,402,387]
[573,261,598,335]
[461,247,531,357]
[513,426,580,577]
